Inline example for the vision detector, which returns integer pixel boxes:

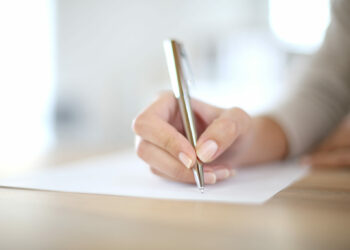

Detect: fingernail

[196,140,218,162]
[204,172,216,184]
[179,152,193,169]
[214,169,230,180]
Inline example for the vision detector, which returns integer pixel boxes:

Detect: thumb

[196,107,251,163]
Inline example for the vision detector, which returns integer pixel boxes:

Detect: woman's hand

[132,91,288,185]
[301,115,350,168]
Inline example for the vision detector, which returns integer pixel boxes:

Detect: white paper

[0,150,308,204]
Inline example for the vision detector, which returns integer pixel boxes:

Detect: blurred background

[0,0,330,175]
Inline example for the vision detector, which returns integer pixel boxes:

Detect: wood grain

[0,152,349,250]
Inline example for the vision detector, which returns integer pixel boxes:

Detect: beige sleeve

[268,0,350,157]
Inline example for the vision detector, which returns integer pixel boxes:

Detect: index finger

[132,92,197,169]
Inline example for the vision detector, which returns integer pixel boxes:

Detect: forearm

[266,1,350,156]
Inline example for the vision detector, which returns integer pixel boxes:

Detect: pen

[163,39,205,193]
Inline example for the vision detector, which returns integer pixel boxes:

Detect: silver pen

[163,39,205,193]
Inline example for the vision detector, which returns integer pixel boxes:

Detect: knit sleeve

[267,0,350,156]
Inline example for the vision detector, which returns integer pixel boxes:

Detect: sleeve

[267,0,350,157]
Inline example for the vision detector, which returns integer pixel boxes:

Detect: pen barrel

[164,39,205,190]
[177,95,205,189]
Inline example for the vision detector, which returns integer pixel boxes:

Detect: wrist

[254,116,289,161]
[234,116,289,166]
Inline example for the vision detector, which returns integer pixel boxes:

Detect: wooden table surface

[0,151,349,250]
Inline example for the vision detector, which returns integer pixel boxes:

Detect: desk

[0,151,349,250]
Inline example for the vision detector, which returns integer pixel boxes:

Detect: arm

[268,0,350,156]
[132,0,350,185]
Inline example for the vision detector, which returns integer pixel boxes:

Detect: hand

[132,91,252,185]
[301,115,350,168]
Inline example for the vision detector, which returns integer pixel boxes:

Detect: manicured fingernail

[204,172,216,184]
[196,140,218,162]
[179,152,193,169]
[214,169,230,180]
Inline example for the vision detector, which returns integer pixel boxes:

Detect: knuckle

[157,90,173,100]
[136,140,148,159]
[149,167,158,176]
[157,91,176,106]
[229,107,244,116]
[230,107,248,119]
[162,135,175,152]
[172,167,193,183]
[215,117,236,135]
[219,117,235,127]
[132,113,147,135]
[229,107,251,132]
[172,166,187,180]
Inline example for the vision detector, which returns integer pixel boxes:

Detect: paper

[0,150,308,204]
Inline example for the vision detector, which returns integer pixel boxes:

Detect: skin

[301,115,350,168]
[133,91,350,185]
[132,91,288,185]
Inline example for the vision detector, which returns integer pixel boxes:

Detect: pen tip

[199,187,205,194]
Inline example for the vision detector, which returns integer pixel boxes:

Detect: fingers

[136,138,234,184]
[314,137,336,152]
[191,98,222,124]
[136,138,210,183]
[196,107,251,163]
[314,119,350,153]
[301,148,350,168]
[150,166,236,183]
[206,165,236,181]
[132,93,197,169]
[144,91,178,120]
[315,133,350,153]
[133,91,243,183]
[150,167,219,184]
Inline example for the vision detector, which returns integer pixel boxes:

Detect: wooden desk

[0,152,349,250]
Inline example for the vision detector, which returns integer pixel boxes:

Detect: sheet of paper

[0,150,308,204]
